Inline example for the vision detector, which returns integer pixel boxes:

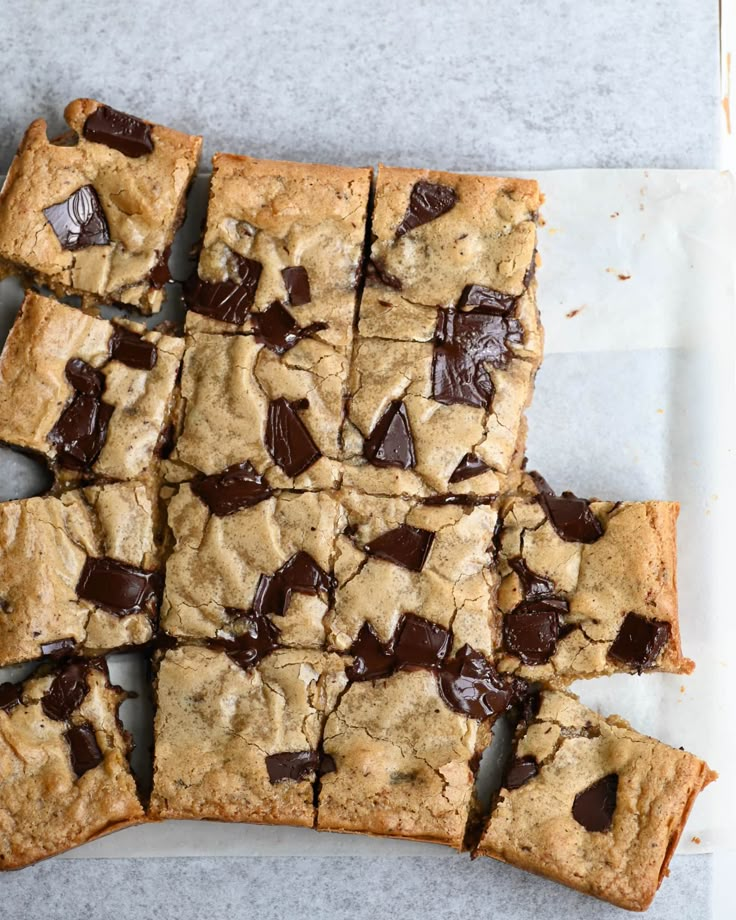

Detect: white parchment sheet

[0,169,733,860]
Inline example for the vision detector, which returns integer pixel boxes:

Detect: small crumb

[618,274,631,281]
[610,211,619,218]
[680,685,686,694]
[566,306,585,319]
[546,226,560,235]
[691,836,701,845]
[656,408,664,414]
[639,203,645,211]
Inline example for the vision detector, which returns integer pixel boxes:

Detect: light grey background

[0,0,724,917]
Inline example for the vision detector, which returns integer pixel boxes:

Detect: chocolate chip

[252,301,327,355]
[43,185,110,250]
[508,557,555,599]
[65,722,103,778]
[396,180,457,237]
[530,472,604,544]
[83,104,153,157]
[48,359,113,470]
[76,557,162,616]
[502,598,568,665]
[192,461,272,516]
[109,327,158,371]
[363,524,434,572]
[0,682,22,713]
[572,774,619,832]
[449,453,490,483]
[183,255,262,325]
[505,756,538,790]
[265,398,321,477]
[41,661,90,721]
[608,612,671,672]
[347,622,397,681]
[149,245,173,288]
[265,750,320,783]
[394,614,451,669]
[40,638,77,657]
[432,309,522,408]
[253,551,333,619]
[363,400,415,469]
[365,259,403,290]
[214,612,281,669]
[437,645,523,720]
[456,286,517,315]
[281,266,311,306]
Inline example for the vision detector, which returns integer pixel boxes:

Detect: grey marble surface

[0,0,725,917]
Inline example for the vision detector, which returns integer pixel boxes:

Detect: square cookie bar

[0,99,201,313]
[149,644,348,826]
[0,292,184,483]
[492,473,693,684]
[0,480,161,666]
[342,165,542,498]
[0,657,143,869]
[476,690,716,911]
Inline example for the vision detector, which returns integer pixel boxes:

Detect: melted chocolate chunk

[149,245,173,288]
[456,285,517,315]
[396,180,457,237]
[438,645,522,720]
[530,472,604,544]
[363,400,415,469]
[215,612,280,669]
[192,461,272,516]
[183,255,262,325]
[83,105,153,157]
[252,301,327,354]
[253,551,333,618]
[572,774,619,832]
[281,266,311,306]
[449,453,490,483]
[40,637,77,657]
[48,359,113,470]
[0,682,22,713]
[502,598,568,665]
[41,661,90,721]
[365,259,403,290]
[347,622,396,681]
[266,398,321,477]
[508,557,555,599]
[363,524,434,572]
[65,722,103,778]
[265,750,319,783]
[43,185,110,250]
[608,612,671,672]
[505,755,539,790]
[109,326,158,370]
[394,614,451,669]
[76,557,161,616]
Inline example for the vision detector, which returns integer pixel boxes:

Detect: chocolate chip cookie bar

[342,166,542,499]
[476,690,716,911]
[0,481,161,666]
[0,99,201,314]
[0,292,184,483]
[0,657,143,868]
[492,473,693,683]
[148,644,348,826]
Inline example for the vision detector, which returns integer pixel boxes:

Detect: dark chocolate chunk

[265,398,321,477]
[265,750,319,784]
[76,557,161,616]
[508,557,555,599]
[192,461,272,516]
[363,400,415,469]
[253,551,333,619]
[449,453,491,483]
[109,326,158,370]
[83,104,153,158]
[319,753,337,776]
[347,622,396,681]
[363,524,434,572]
[41,661,90,721]
[65,722,103,778]
[365,259,403,291]
[215,612,281,669]
[43,185,110,250]
[252,301,327,354]
[396,180,457,237]
[281,266,311,306]
[432,309,522,408]
[183,255,262,325]
[530,472,604,544]
[502,598,568,665]
[65,358,104,396]
[456,285,517,315]
[394,614,451,669]
[149,245,173,288]
[40,637,77,657]
[48,359,113,470]
[505,755,539,790]
[0,682,22,713]
[437,645,522,720]
[608,612,671,672]
[572,774,619,832]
